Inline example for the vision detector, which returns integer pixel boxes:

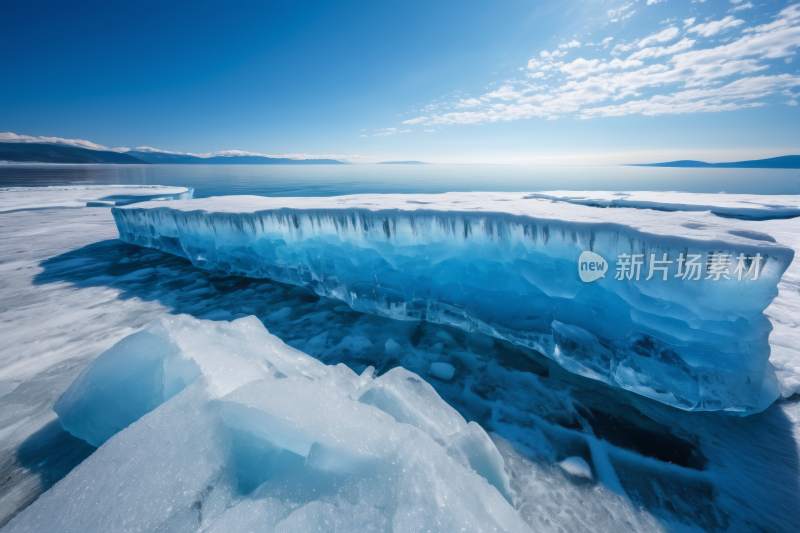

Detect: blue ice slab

[112,193,794,413]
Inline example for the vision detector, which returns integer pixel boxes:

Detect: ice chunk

[54,314,310,446]
[15,315,527,532]
[429,362,455,381]
[384,338,402,355]
[447,422,515,504]
[358,367,467,444]
[267,306,292,321]
[559,456,593,479]
[7,381,238,533]
[112,193,793,413]
[219,401,315,457]
[53,330,175,447]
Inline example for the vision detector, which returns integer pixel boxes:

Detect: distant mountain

[0,143,148,164]
[632,155,800,169]
[125,151,197,164]
[128,151,346,165]
[376,161,429,164]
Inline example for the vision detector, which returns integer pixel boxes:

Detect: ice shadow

[32,239,800,531]
[16,420,96,493]
[1,418,94,528]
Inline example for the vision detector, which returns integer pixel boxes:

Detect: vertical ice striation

[112,193,794,413]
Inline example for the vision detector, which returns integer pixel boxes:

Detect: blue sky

[1,0,798,163]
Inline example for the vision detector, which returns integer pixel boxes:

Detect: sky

[1,0,799,163]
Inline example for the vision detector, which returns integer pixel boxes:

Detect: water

[1,164,799,197]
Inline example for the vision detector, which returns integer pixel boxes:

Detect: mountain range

[0,143,148,164]
[632,155,800,169]
[0,143,346,165]
[126,150,345,165]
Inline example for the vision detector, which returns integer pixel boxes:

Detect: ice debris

[112,193,794,413]
[558,457,593,480]
[11,314,527,532]
[429,362,455,381]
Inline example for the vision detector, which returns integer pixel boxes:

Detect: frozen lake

[2,163,800,197]
[1,182,799,531]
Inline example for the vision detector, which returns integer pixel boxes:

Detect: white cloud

[401,116,428,124]
[580,75,799,117]
[601,37,614,48]
[687,16,744,37]
[613,10,636,23]
[453,98,483,108]
[397,4,800,127]
[628,38,695,60]
[730,2,753,12]
[0,132,113,151]
[209,150,265,157]
[541,49,568,58]
[608,3,634,18]
[638,26,680,48]
[359,135,368,137]
[559,40,581,49]
[527,58,543,69]
[745,3,800,33]
[482,85,531,100]
[611,42,636,55]
[647,0,666,5]
[260,153,380,163]
[730,0,743,4]
[560,57,643,78]
[423,129,436,132]
[787,99,798,105]
[684,17,696,27]
[130,146,190,155]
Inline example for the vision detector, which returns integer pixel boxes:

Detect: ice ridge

[526,191,800,220]
[112,193,794,413]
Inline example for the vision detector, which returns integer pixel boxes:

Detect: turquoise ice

[112,193,794,413]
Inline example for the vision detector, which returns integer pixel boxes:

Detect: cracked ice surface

[113,193,794,413]
[3,195,800,531]
[0,185,193,213]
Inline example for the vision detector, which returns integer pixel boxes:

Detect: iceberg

[111,193,794,413]
[9,314,528,532]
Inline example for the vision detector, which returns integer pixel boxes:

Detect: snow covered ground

[0,189,799,531]
[0,185,192,213]
[527,191,800,220]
